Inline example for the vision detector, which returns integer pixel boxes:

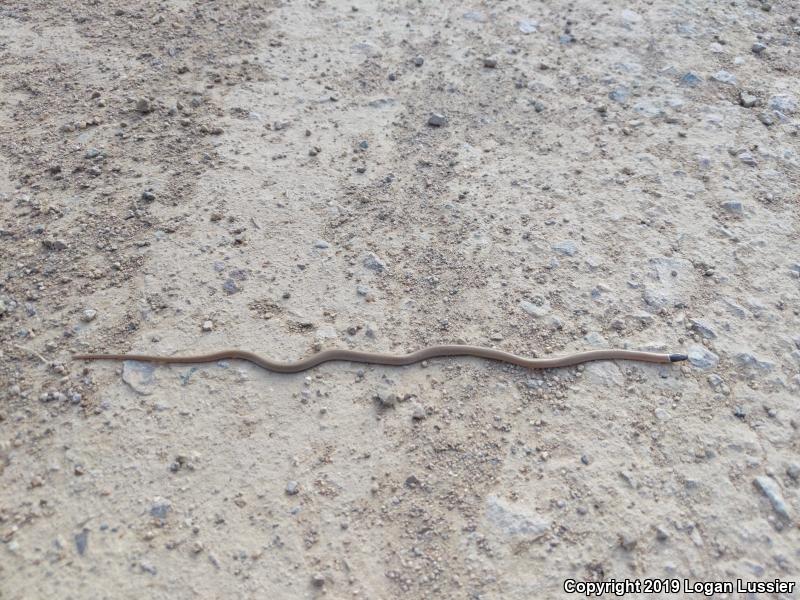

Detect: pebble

[202,320,213,332]
[707,374,727,393]
[484,495,549,541]
[753,476,791,521]
[74,529,89,556]
[135,97,153,114]
[752,42,767,54]
[689,318,716,339]
[759,112,774,126]
[687,345,719,369]
[786,464,800,481]
[313,240,330,249]
[413,56,424,67]
[122,361,156,396]
[739,92,759,108]
[609,87,630,103]
[552,240,577,256]
[377,390,398,407]
[721,200,743,214]
[363,253,387,273]
[140,561,157,575]
[619,533,638,551]
[223,279,239,294]
[483,57,497,68]
[519,19,538,33]
[84,147,101,159]
[285,481,299,495]
[81,308,98,322]
[735,352,775,372]
[680,72,703,87]
[711,70,737,85]
[769,94,797,115]
[738,151,757,166]
[141,189,156,202]
[42,239,67,251]
[427,113,446,127]
[519,300,550,318]
[311,573,326,587]
[411,404,426,420]
[150,497,171,519]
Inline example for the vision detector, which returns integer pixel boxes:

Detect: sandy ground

[1,0,799,598]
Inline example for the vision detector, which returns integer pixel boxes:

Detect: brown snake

[74,347,687,373]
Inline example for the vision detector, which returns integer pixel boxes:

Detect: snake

[73,347,687,373]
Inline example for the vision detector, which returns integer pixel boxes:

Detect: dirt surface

[2,0,799,598]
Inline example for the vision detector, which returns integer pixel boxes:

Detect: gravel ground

[1,0,799,598]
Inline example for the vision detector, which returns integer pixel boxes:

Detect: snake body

[74,347,687,373]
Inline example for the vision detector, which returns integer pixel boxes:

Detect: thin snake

[74,346,688,373]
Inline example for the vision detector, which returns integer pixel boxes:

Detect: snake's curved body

[74,346,687,373]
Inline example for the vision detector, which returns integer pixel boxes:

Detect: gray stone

[363,253,387,273]
[483,57,497,68]
[690,318,717,339]
[135,97,153,114]
[739,92,759,108]
[80,308,97,323]
[519,300,550,318]
[786,464,800,481]
[687,345,718,369]
[584,362,624,386]
[462,11,486,23]
[609,87,630,103]
[427,113,446,127]
[42,239,67,251]
[285,481,299,495]
[413,56,424,67]
[518,19,538,33]
[484,495,549,541]
[752,42,767,54]
[552,240,577,256]
[721,298,748,318]
[735,353,775,372]
[84,147,102,159]
[377,390,398,407]
[769,94,797,115]
[122,361,156,395]
[313,240,330,249]
[223,278,239,294]
[721,200,743,214]
[74,529,89,556]
[150,497,171,519]
[738,152,757,166]
[711,70,737,85]
[680,72,703,87]
[707,374,726,392]
[584,332,608,347]
[753,476,790,521]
